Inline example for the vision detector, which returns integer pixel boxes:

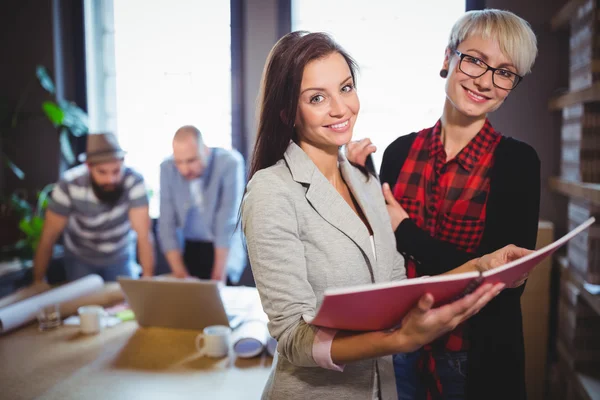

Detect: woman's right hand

[393,282,504,352]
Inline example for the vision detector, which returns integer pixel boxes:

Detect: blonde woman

[349,9,540,400]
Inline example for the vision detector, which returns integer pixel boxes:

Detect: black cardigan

[379,132,541,400]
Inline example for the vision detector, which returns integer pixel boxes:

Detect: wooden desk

[0,298,273,399]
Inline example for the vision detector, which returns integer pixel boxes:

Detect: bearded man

[32,133,154,282]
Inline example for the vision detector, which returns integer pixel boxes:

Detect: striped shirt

[47,165,149,266]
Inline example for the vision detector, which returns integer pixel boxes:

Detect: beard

[90,177,124,206]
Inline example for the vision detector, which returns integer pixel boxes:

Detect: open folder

[306,217,596,332]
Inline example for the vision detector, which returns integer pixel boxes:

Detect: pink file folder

[307,217,596,332]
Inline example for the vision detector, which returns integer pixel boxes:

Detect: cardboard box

[521,221,554,400]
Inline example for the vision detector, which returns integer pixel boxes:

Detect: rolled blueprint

[0,282,51,309]
[232,319,270,358]
[0,274,104,333]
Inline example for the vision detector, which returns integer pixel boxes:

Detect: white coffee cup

[78,305,107,335]
[195,325,231,358]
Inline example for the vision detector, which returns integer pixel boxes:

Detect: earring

[439,69,448,78]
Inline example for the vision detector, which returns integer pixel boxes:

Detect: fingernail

[495,284,505,296]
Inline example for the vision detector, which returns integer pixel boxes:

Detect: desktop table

[0,288,273,400]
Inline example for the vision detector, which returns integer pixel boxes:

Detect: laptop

[117,277,245,331]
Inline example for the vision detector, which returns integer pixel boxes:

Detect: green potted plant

[0,65,88,182]
[0,65,88,262]
[6,183,54,260]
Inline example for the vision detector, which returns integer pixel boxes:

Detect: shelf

[557,255,600,317]
[549,177,600,206]
[557,341,600,399]
[582,284,600,317]
[551,0,589,30]
[548,83,600,110]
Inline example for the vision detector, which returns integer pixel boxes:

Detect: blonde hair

[447,9,538,75]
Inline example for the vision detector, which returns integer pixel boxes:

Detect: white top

[369,235,376,261]
[189,177,204,208]
[369,235,380,400]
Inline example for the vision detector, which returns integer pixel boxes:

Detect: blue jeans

[394,350,424,400]
[64,256,139,282]
[393,350,468,400]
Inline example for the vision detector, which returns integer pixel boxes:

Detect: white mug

[78,305,107,335]
[195,325,231,358]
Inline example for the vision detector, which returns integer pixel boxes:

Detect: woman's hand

[475,245,532,271]
[346,138,376,167]
[475,245,533,287]
[393,282,504,352]
[382,182,409,230]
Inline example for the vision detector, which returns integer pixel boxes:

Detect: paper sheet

[0,275,104,333]
[63,315,122,328]
[0,282,51,309]
[58,282,124,317]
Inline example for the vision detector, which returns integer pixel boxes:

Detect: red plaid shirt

[393,119,501,398]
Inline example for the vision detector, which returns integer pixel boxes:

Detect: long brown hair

[247,31,359,182]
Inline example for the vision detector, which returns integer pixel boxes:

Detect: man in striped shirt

[32,133,154,282]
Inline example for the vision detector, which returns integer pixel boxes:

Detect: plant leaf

[19,217,34,236]
[10,194,32,217]
[36,65,56,94]
[30,216,44,232]
[36,183,54,216]
[59,128,75,166]
[58,100,88,136]
[3,154,25,179]
[42,101,64,126]
[32,238,42,251]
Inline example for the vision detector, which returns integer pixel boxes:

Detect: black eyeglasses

[454,50,523,90]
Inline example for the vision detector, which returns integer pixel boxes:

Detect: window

[292,1,465,169]
[111,0,232,217]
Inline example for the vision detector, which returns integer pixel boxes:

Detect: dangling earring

[439,69,448,78]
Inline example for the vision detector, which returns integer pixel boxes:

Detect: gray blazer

[242,142,406,399]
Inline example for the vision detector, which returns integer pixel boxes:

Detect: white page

[483,216,596,277]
